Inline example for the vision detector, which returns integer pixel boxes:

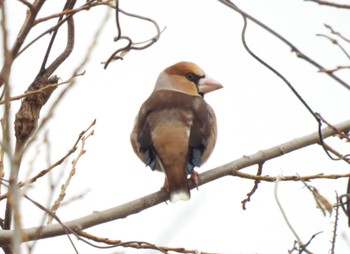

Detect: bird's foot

[160,178,171,204]
[190,170,199,190]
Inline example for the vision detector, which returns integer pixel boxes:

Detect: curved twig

[316,33,350,60]
[32,0,113,26]
[274,175,305,250]
[241,162,263,210]
[103,1,163,68]
[18,0,111,57]
[18,0,34,11]
[222,0,347,162]
[218,0,350,91]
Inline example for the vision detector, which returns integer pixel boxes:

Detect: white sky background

[2,0,350,253]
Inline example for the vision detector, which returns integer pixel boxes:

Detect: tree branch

[218,0,350,91]
[0,119,349,245]
[305,0,350,9]
[0,0,45,87]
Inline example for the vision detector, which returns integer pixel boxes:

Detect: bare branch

[1,3,22,253]
[77,230,215,254]
[230,1,348,163]
[234,171,350,182]
[17,1,34,11]
[305,0,350,9]
[0,119,97,203]
[330,194,340,254]
[319,65,350,74]
[0,0,14,159]
[0,119,348,244]
[324,24,350,43]
[103,1,163,68]
[3,3,77,252]
[274,175,307,252]
[241,162,263,210]
[14,0,76,153]
[0,72,85,105]
[0,0,45,87]
[40,0,76,78]
[316,33,350,60]
[23,6,110,152]
[300,232,323,253]
[218,0,350,91]
[32,0,113,25]
[48,128,94,224]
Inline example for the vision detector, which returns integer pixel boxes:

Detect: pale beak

[198,75,223,94]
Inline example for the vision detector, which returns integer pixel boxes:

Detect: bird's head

[154,62,223,96]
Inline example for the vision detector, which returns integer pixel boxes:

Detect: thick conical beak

[198,75,223,94]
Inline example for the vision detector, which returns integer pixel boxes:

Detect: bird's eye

[185,73,201,84]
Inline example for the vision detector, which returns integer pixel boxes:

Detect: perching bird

[130,61,222,203]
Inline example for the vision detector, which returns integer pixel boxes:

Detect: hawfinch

[130,61,222,203]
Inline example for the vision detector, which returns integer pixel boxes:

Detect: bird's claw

[190,170,199,190]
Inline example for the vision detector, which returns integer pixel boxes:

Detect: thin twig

[330,193,339,254]
[0,71,85,105]
[299,232,322,253]
[316,33,350,60]
[305,0,350,9]
[275,175,303,244]
[0,0,46,87]
[14,180,210,254]
[23,6,109,153]
[324,24,350,43]
[321,142,350,164]
[0,119,96,202]
[103,0,163,68]
[319,65,350,74]
[222,0,348,162]
[1,3,22,254]
[275,176,313,253]
[17,0,34,11]
[4,3,77,251]
[218,0,350,91]
[77,230,215,254]
[39,0,76,77]
[32,0,113,25]
[315,113,350,142]
[59,189,91,207]
[241,162,263,210]
[233,171,350,182]
[48,128,94,224]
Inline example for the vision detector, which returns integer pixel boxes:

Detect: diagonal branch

[0,119,349,245]
[305,0,350,9]
[218,0,350,91]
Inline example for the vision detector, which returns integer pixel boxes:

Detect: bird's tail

[153,124,192,203]
[159,160,191,203]
[169,185,190,203]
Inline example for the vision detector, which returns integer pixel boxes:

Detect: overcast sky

[3,0,350,253]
